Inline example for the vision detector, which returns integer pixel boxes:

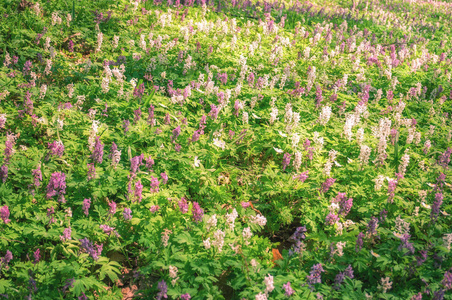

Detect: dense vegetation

[0,0,451,299]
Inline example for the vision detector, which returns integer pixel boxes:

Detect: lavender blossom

[91,136,104,164]
[150,176,159,193]
[134,179,143,202]
[46,172,66,202]
[0,165,7,183]
[321,178,336,193]
[178,197,188,214]
[192,202,203,223]
[82,198,91,216]
[79,238,103,260]
[156,280,168,300]
[160,172,168,185]
[283,282,294,296]
[123,208,132,221]
[87,163,96,181]
[306,263,324,290]
[33,249,40,264]
[48,140,64,157]
[60,227,72,241]
[282,153,291,171]
[431,193,443,222]
[355,232,364,252]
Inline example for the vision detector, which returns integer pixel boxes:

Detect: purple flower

[209,104,219,120]
[99,225,119,237]
[130,154,144,176]
[379,209,388,223]
[47,207,55,224]
[91,136,104,164]
[23,60,32,75]
[149,205,160,213]
[134,108,142,124]
[241,201,251,209]
[31,165,42,188]
[123,208,132,221]
[355,232,364,252]
[83,198,91,216]
[160,172,168,185]
[431,193,443,222]
[48,140,64,157]
[78,293,88,300]
[334,265,354,289]
[133,83,145,99]
[123,119,130,134]
[87,163,96,181]
[283,282,294,296]
[398,234,415,254]
[442,270,452,290]
[60,227,72,241]
[367,217,379,236]
[0,206,10,224]
[325,213,339,225]
[33,249,40,264]
[79,238,103,261]
[282,153,291,171]
[4,133,16,163]
[438,148,451,169]
[192,202,203,223]
[321,178,336,193]
[145,156,154,171]
[293,171,309,183]
[190,130,201,143]
[0,165,8,183]
[416,250,428,266]
[291,226,307,241]
[178,197,189,214]
[68,40,74,52]
[134,179,143,203]
[164,113,171,125]
[306,263,324,290]
[0,250,13,270]
[109,142,118,160]
[150,176,160,193]
[157,280,168,300]
[108,202,117,215]
[411,293,422,300]
[388,179,398,203]
[46,172,66,203]
[24,90,33,115]
[172,126,181,142]
[180,294,191,300]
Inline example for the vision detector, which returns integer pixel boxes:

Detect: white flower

[273,147,283,154]
[264,274,274,293]
[213,138,226,150]
[193,156,200,167]
[203,238,211,249]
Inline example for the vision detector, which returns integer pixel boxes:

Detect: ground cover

[0,0,451,299]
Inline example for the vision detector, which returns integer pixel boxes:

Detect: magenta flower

[48,140,64,157]
[282,153,291,171]
[192,202,203,223]
[46,172,66,203]
[178,197,188,214]
[241,201,251,209]
[0,206,11,224]
[60,227,72,241]
[134,179,143,203]
[32,165,42,188]
[150,176,159,193]
[160,172,168,184]
[283,282,294,296]
[108,201,117,215]
[33,249,40,264]
[149,205,160,213]
[83,198,91,216]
